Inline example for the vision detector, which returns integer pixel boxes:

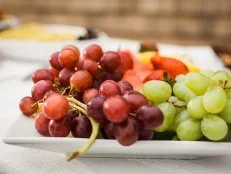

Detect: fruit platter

[3,42,231,160]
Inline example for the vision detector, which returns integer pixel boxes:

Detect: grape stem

[67,97,87,110]
[66,102,99,161]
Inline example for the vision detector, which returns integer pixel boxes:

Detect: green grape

[177,118,203,141]
[187,96,208,119]
[226,89,231,99]
[175,106,187,115]
[200,70,215,78]
[173,82,196,103]
[175,74,185,82]
[142,80,172,105]
[211,71,231,89]
[202,86,226,113]
[185,72,211,95]
[172,110,191,131]
[139,86,145,95]
[219,99,231,123]
[201,114,228,141]
[155,102,175,132]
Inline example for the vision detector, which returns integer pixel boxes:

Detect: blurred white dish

[0,24,108,61]
[3,115,231,159]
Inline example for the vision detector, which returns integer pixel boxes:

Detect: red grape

[83,44,103,62]
[78,59,99,76]
[31,80,54,101]
[49,51,63,70]
[59,49,79,70]
[49,118,70,137]
[71,116,92,138]
[100,51,121,71]
[32,69,54,83]
[35,112,50,136]
[138,129,154,140]
[19,96,38,116]
[136,105,163,130]
[103,96,129,123]
[123,91,148,113]
[83,88,99,104]
[104,69,122,82]
[62,44,80,58]
[66,111,79,125]
[118,51,133,73]
[117,80,133,95]
[115,117,138,146]
[59,68,73,87]
[49,66,59,78]
[43,90,57,100]
[70,70,92,92]
[87,96,106,122]
[104,122,115,139]
[99,80,121,98]
[43,94,69,120]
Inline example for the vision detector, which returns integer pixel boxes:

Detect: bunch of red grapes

[19,44,164,154]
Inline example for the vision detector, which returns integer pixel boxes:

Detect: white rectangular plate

[3,115,231,159]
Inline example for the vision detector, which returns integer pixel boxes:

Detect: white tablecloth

[0,39,231,174]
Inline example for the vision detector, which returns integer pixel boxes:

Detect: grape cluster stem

[66,97,100,161]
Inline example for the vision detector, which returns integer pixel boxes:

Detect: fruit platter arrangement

[19,42,231,161]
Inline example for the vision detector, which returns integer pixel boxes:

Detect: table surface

[0,38,231,174]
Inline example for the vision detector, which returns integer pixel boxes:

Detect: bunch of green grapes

[141,70,231,142]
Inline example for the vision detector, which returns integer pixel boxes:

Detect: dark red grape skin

[136,105,164,130]
[49,66,59,78]
[103,96,129,123]
[117,80,133,95]
[83,88,99,104]
[59,68,73,87]
[83,44,103,62]
[104,69,123,82]
[90,79,101,90]
[35,112,50,136]
[31,80,54,101]
[49,118,70,137]
[87,96,106,122]
[19,96,38,116]
[43,90,57,100]
[118,51,133,73]
[100,51,121,71]
[71,116,92,138]
[32,69,54,83]
[123,91,148,113]
[78,59,99,76]
[72,91,83,102]
[138,129,154,140]
[49,51,63,70]
[43,94,69,120]
[70,70,92,92]
[66,111,79,125]
[99,80,121,98]
[114,117,139,146]
[104,122,115,139]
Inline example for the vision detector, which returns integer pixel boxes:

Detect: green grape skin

[226,89,231,99]
[172,110,191,131]
[155,102,175,132]
[211,71,231,88]
[175,106,187,116]
[219,99,231,123]
[142,80,172,105]
[175,74,185,82]
[200,70,215,78]
[173,82,196,103]
[177,118,203,141]
[187,96,208,119]
[202,86,226,113]
[201,114,228,141]
[185,72,211,95]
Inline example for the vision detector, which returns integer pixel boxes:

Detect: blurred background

[0,0,231,45]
